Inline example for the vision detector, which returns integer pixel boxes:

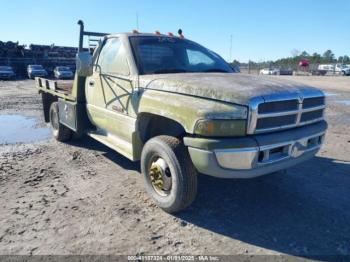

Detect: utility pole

[229,34,233,63]
[136,12,139,30]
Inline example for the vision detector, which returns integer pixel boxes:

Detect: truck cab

[36,21,327,213]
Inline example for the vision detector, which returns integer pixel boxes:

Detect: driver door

[85,37,136,145]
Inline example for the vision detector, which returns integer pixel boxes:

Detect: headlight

[194,119,247,137]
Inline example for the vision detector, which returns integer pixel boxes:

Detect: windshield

[30,65,43,70]
[0,66,12,71]
[129,36,233,75]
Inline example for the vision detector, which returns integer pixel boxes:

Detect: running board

[87,129,134,161]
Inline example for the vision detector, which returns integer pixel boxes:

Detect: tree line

[232,50,350,68]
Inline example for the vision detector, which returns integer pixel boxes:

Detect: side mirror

[76,52,93,77]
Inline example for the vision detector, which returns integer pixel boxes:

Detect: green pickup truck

[37,21,327,213]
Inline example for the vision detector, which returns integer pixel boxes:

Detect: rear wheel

[141,135,197,213]
[49,102,73,142]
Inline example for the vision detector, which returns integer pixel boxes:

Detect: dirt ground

[0,76,350,258]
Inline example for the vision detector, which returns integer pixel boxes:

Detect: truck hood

[140,73,323,105]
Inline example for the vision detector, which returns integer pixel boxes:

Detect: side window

[186,49,215,66]
[97,38,130,75]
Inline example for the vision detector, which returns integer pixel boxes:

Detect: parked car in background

[27,65,48,79]
[279,68,294,75]
[230,65,241,73]
[338,64,350,76]
[54,66,74,79]
[317,64,350,76]
[0,66,16,80]
[259,68,279,75]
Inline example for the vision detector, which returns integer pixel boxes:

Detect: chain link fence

[239,62,348,76]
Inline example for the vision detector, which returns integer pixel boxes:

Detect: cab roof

[106,32,184,38]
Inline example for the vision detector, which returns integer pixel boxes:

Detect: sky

[1,0,349,62]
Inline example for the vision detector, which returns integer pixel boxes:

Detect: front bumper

[184,121,327,178]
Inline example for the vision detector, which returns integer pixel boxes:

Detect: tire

[141,135,197,213]
[49,102,73,142]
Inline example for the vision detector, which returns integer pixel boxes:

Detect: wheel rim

[50,108,59,131]
[148,157,172,196]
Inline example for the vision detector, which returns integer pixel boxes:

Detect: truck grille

[248,92,325,134]
[258,100,298,113]
[256,115,297,130]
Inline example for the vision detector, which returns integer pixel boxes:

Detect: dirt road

[0,76,350,258]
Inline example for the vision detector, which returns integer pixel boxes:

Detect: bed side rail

[36,77,58,91]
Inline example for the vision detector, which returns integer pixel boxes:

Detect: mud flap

[58,98,93,136]
[58,99,77,131]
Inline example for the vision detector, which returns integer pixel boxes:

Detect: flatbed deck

[36,78,73,94]
[36,77,75,100]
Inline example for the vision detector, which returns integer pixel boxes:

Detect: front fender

[137,89,248,134]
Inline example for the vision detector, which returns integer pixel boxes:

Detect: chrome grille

[256,115,297,130]
[258,100,298,113]
[303,97,325,109]
[248,92,325,134]
[300,109,324,123]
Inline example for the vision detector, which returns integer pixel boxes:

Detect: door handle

[89,80,95,86]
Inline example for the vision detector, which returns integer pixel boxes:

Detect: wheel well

[41,92,58,122]
[137,113,186,144]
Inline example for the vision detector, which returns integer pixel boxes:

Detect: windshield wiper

[204,68,230,73]
[152,68,188,74]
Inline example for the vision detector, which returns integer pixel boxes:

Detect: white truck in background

[317,64,350,76]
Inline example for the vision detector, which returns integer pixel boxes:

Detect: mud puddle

[0,114,51,144]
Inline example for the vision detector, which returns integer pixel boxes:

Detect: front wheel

[49,102,73,142]
[141,135,198,213]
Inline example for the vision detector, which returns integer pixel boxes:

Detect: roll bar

[77,20,109,52]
